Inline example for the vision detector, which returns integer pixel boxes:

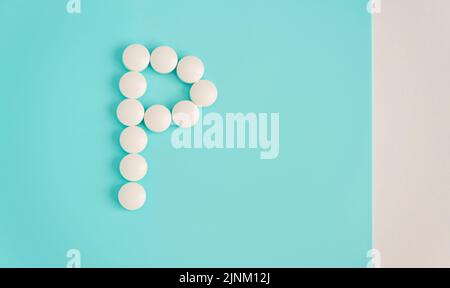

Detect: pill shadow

[111,124,125,208]
[110,45,129,209]
[110,183,125,210]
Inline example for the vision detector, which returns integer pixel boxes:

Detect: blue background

[0,0,371,267]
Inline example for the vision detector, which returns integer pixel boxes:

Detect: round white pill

[172,100,200,128]
[150,46,178,74]
[116,99,144,126]
[144,105,172,133]
[190,80,218,107]
[122,44,150,72]
[119,71,147,99]
[120,126,148,154]
[176,56,205,84]
[118,182,147,211]
[120,154,148,182]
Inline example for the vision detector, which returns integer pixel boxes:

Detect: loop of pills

[116,44,218,211]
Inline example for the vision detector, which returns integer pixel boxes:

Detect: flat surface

[374,0,450,267]
[0,0,371,267]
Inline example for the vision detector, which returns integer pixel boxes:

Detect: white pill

[150,46,178,74]
[176,56,205,84]
[119,71,147,99]
[172,100,200,128]
[116,99,144,126]
[144,104,172,133]
[190,80,218,107]
[120,154,148,182]
[120,126,148,154]
[118,182,146,211]
[122,44,150,72]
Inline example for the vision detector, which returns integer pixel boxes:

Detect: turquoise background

[0,0,371,267]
